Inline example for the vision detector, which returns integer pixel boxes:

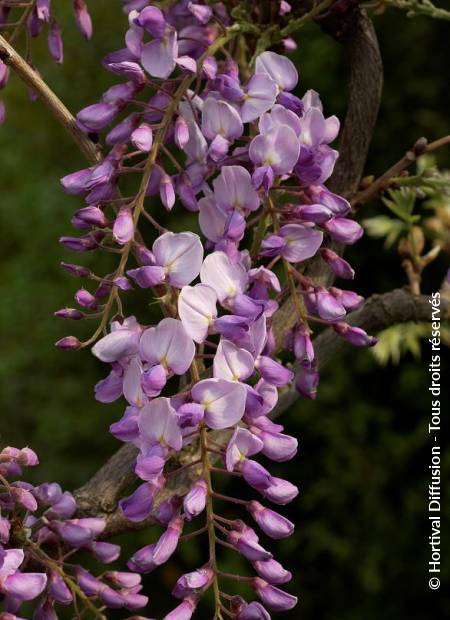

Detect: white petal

[178,284,218,343]
[200,251,248,302]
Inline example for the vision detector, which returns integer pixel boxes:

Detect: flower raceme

[0,446,145,618]
[51,1,377,617]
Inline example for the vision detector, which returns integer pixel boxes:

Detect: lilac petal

[92,324,140,362]
[229,529,272,562]
[139,397,182,451]
[279,224,323,262]
[201,97,243,141]
[252,578,297,611]
[110,407,140,442]
[0,549,24,576]
[153,231,204,287]
[315,288,346,321]
[259,430,298,462]
[213,165,260,213]
[127,265,165,288]
[134,6,167,38]
[263,477,299,505]
[131,123,153,152]
[324,217,364,244]
[208,134,230,161]
[3,572,47,601]
[142,363,168,397]
[253,558,292,585]
[256,356,293,387]
[200,251,248,302]
[119,482,155,522]
[259,103,302,136]
[191,378,247,429]
[183,479,207,521]
[140,318,195,375]
[249,126,300,175]
[113,207,135,244]
[226,428,264,471]
[141,33,178,79]
[77,102,118,132]
[242,459,273,490]
[255,51,298,91]
[247,501,294,539]
[213,339,255,382]
[163,597,197,620]
[198,196,228,242]
[236,600,271,620]
[178,284,218,343]
[241,74,278,122]
[123,357,146,407]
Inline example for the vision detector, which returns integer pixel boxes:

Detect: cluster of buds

[0,0,92,124]
[0,445,147,618]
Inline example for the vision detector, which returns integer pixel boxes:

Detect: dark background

[0,3,448,619]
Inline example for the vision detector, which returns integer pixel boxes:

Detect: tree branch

[0,34,101,164]
[75,287,448,537]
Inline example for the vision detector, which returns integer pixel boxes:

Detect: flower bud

[321,248,355,279]
[296,361,319,400]
[75,288,97,309]
[48,19,63,64]
[131,123,153,152]
[333,322,377,347]
[55,336,82,350]
[49,570,73,604]
[55,308,85,320]
[324,217,363,245]
[247,501,294,539]
[183,479,207,521]
[77,102,119,132]
[113,207,135,244]
[60,262,91,278]
[253,558,292,584]
[73,0,93,40]
[251,578,297,611]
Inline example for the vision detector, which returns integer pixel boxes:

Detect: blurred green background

[0,3,449,619]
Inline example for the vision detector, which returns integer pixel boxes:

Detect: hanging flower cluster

[0,445,147,619]
[49,1,377,618]
[0,0,92,124]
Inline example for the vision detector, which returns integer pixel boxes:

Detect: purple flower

[200,251,248,303]
[163,597,197,620]
[141,31,178,79]
[333,322,377,347]
[92,316,141,362]
[77,102,119,132]
[119,482,156,522]
[228,527,272,562]
[172,567,213,598]
[139,397,183,452]
[73,0,93,40]
[226,428,264,472]
[191,378,247,430]
[201,97,243,160]
[140,318,195,376]
[255,51,298,92]
[235,600,271,620]
[178,284,218,343]
[183,479,207,520]
[213,165,261,213]
[262,477,299,505]
[261,224,323,263]
[214,339,255,383]
[240,74,278,123]
[129,231,203,288]
[250,126,300,182]
[247,501,294,539]
[296,361,319,400]
[251,578,297,611]
[324,217,364,244]
[253,558,292,585]
[0,549,47,601]
[131,123,153,152]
